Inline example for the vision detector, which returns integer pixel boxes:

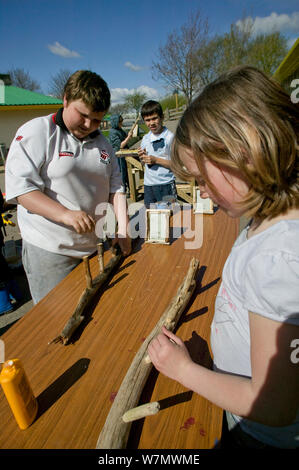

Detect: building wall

[0,107,61,148]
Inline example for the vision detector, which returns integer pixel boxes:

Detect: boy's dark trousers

[144,181,177,208]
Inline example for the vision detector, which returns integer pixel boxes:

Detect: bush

[160,94,187,111]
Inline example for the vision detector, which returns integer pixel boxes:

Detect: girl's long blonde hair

[172,66,299,221]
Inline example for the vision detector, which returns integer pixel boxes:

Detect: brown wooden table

[0,208,238,449]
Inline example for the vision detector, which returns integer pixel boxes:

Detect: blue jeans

[144,181,177,208]
[220,411,280,449]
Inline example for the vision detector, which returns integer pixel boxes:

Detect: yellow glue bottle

[0,358,38,429]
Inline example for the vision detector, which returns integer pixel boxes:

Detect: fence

[164,104,186,121]
[100,106,186,132]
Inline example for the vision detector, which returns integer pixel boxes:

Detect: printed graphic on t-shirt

[99,150,111,165]
[59,151,74,157]
[152,138,165,151]
[214,286,236,324]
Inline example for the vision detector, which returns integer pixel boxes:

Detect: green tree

[160,93,186,111]
[197,19,253,84]
[247,32,287,76]
[109,103,129,115]
[200,19,288,81]
[124,90,147,117]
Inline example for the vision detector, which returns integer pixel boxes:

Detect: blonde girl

[148,66,299,449]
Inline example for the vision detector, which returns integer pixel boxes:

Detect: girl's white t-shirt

[211,219,299,448]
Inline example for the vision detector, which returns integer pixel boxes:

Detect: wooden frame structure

[176,179,196,205]
[193,186,214,214]
[116,150,144,202]
[116,150,196,206]
[145,209,171,245]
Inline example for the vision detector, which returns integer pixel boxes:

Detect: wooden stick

[96,257,199,449]
[128,113,140,135]
[49,245,123,345]
[83,256,92,289]
[122,402,160,423]
[97,243,104,274]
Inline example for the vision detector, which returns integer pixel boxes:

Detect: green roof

[0,86,62,106]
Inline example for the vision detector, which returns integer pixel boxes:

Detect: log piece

[96,257,199,449]
[122,402,160,423]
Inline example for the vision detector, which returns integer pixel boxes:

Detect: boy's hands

[138,148,156,165]
[141,154,157,165]
[62,210,132,255]
[17,191,96,234]
[137,147,146,163]
[112,234,132,257]
[60,209,95,234]
[138,147,172,169]
[148,326,193,383]
[137,147,145,159]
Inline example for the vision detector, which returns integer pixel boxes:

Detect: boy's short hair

[141,100,163,119]
[63,70,111,112]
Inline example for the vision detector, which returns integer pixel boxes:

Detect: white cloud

[237,12,299,36]
[111,85,160,105]
[124,61,145,72]
[48,41,81,58]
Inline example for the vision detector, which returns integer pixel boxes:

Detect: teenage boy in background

[5,70,131,305]
[138,100,177,208]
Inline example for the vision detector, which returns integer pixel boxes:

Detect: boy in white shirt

[138,100,176,208]
[5,70,131,304]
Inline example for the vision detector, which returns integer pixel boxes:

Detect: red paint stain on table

[110,391,117,402]
[180,417,195,430]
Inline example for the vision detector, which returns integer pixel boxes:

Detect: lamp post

[173,89,178,111]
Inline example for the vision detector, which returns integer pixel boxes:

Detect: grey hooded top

[109,114,128,151]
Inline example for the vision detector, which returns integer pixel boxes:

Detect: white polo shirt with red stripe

[5,108,124,257]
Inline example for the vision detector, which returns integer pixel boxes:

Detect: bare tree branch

[8,67,41,92]
[48,69,73,98]
[152,10,209,104]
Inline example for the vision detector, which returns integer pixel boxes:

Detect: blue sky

[0,0,298,104]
